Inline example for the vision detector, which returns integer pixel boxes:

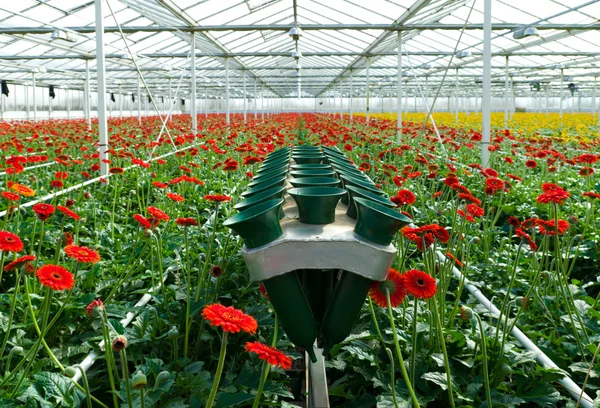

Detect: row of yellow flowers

[352,112,599,141]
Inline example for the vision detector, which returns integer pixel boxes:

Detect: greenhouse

[0,0,599,407]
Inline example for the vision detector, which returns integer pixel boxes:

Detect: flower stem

[410,297,418,384]
[196,205,220,303]
[76,365,93,408]
[101,311,120,408]
[184,227,192,359]
[385,289,420,408]
[121,349,134,408]
[0,273,21,359]
[474,314,492,408]
[252,313,279,408]
[206,331,228,408]
[430,296,455,408]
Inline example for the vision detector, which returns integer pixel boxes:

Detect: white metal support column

[67,89,71,118]
[350,70,353,121]
[168,78,172,123]
[339,82,342,119]
[191,33,197,134]
[85,60,91,130]
[592,77,596,117]
[95,0,109,180]
[32,72,37,122]
[481,0,491,168]
[137,74,141,125]
[455,69,459,124]
[119,85,123,118]
[225,58,230,125]
[254,80,257,120]
[261,85,264,121]
[504,56,509,128]
[25,85,29,120]
[559,69,564,121]
[545,85,549,116]
[397,32,402,142]
[366,57,370,123]
[49,89,52,119]
[243,72,247,123]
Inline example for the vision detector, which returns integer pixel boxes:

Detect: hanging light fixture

[513,26,539,40]
[288,27,303,40]
[456,50,472,59]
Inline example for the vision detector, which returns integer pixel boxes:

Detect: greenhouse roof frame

[0,0,599,98]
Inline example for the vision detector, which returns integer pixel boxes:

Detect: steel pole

[559,69,564,121]
[504,56,509,128]
[481,0,491,167]
[32,72,37,122]
[225,57,230,125]
[191,33,197,134]
[261,85,264,121]
[366,57,370,123]
[25,85,29,120]
[168,78,172,123]
[350,70,353,121]
[397,32,402,142]
[254,80,257,120]
[119,85,122,118]
[243,72,247,122]
[85,60,91,129]
[95,0,109,180]
[455,69,459,124]
[137,74,141,125]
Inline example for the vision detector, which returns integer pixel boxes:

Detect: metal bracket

[241,193,396,282]
[307,347,330,408]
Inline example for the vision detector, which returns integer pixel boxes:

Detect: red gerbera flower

[36,264,74,291]
[537,189,570,205]
[245,342,292,369]
[579,167,594,177]
[485,177,504,193]
[166,192,185,202]
[466,203,485,217]
[404,269,437,299]
[202,304,258,334]
[64,245,101,263]
[152,182,168,189]
[57,205,80,220]
[204,194,231,203]
[2,192,19,201]
[147,206,169,222]
[133,214,152,229]
[394,189,416,206]
[176,217,198,227]
[4,254,36,272]
[0,231,24,253]
[109,167,124,174]
[583,192,600,200]
[515,228,537,251]
[86,299,105,317]
[369,268,407,308]
[51,180,64,189]
[525,160,537,168]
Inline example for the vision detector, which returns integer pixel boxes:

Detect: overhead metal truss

[0,0,599,100]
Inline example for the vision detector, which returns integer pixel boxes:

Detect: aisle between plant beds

[224,145,411,406]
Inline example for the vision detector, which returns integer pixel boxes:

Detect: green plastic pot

[223,198,284,249]
[288,187,346,224]
[353,197,412,246]
[321,271,374,357]
[301,269,335,328]
[293,146,320,151]
[333,166,368,180]
[289,177,341,188]
[262,272,318,363]
[339,174,380,205]
[234,186,286,212]
[339,174,379,192]
[290,164,331,170]
[241,175,287,198]
[327,156,354,167]
[256,163,289,176]
[290,170,336,178]
[248,172,288,188]
[252,167,288,181]
[345,185,395,219]
[260,156,290,168]
[292,155,326,165]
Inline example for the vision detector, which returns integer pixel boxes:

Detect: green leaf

[216,392,254,407]
[343,344,376,366]
[517,383,563,407]
[421,372,448,391]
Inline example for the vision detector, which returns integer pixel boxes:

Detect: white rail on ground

[433,250,594,407]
